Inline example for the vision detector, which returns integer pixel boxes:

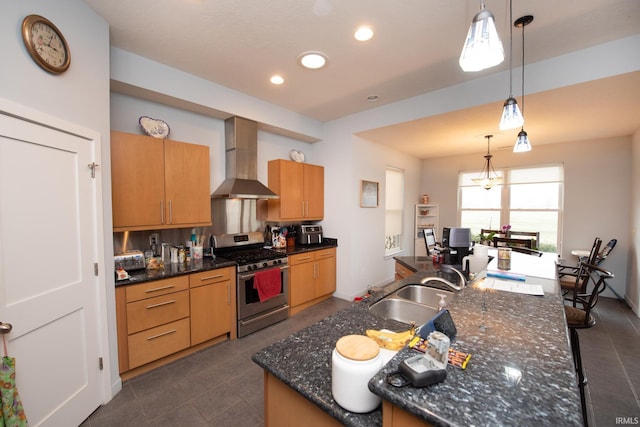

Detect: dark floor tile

[208,399,264,427]
[191,381,244,422]
[137,382,187,420]
[147,402,209,427]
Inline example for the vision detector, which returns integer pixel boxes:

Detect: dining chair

[508,230,540,249]
[595,238,617,266]
[558,237,602,305]
[509,246,543,257]
[480,228,503,237]
[492,236,533,249]
[564,262,614,427]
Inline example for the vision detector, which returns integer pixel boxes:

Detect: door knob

[0,322,13,334]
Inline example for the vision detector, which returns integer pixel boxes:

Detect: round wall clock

[21,14,71,75]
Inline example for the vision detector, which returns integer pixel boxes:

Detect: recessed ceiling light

[354,26,373,41]
[298,51,328,69]
[367,95,379,102]
[270,75,284,85]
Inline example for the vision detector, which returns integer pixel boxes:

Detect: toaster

[114,250,146,271]
[297,225,323,245]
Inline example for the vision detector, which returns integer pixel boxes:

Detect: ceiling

[85,0,640,158]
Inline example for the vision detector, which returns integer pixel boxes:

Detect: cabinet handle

[297,256,313,262]
[200,274,224,281]
[146,299,176,309]
[146,329,177,341]
[305,201,309,217]
[169,200,173,224]
[301,202,305,217]
[160,200,165,224]
[227,283,230,305]
[145,285,176,293]
[314,262,318,279]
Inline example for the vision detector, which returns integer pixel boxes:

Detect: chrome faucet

[420,266,467,291]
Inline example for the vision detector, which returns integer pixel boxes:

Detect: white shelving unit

[415,204,439,256]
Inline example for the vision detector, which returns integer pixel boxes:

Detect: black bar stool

[564,262,614,426]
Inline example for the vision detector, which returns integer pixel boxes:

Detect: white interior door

[0,112,103,426]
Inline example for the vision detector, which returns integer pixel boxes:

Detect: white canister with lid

[331,335,383,413]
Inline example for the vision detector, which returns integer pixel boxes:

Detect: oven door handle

[238,265,289,280]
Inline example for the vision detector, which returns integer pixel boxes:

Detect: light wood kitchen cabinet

[117,276,191,372]
[189,267,236,345]
[267,159,324,221]
[115,267,236,379]
[395,262,414,281]
[111,131,211,231]
[289,247,336,315]
[263,373,432,427]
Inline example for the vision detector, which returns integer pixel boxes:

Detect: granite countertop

[253,254,583,427]
[271,238,338,256]
[114,257,237,287]
[114,239,338,287]
[253,303,404,427]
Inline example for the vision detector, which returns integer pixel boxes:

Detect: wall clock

[22,14,71,75]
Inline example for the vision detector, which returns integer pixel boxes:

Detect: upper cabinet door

[164,139,211,226]
[111,131,165,230]
[111,132,211,231]
[303,163,324,220]
[268,159,304,220]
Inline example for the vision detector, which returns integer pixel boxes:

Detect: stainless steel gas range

[213,232,289,337]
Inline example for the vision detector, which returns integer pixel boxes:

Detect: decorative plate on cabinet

[139,116,170,138]
[289,149,305,162]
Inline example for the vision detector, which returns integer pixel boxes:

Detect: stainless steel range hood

[211,116,279,199]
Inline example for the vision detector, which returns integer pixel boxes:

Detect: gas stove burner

[215,245,288,273]
[224,248,286,263]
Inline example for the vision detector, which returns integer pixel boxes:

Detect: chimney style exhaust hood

[211,116,279,199]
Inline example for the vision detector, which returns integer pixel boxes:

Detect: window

[459,165,563,252]
[385,167,404,256]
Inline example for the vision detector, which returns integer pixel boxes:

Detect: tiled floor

[82,296,639,427]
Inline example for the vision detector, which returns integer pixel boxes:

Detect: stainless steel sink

[368,284,453,325]
[369,298,439,326]
[395,285,452,307]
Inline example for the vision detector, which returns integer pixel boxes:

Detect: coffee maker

[440,227,471,268]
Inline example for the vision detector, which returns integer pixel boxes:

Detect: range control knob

[263,262,268,268]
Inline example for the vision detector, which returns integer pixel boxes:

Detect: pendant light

[472,135,503,190]
[459,0,504,72]
[513,15,534,153]
[499,0,524,130]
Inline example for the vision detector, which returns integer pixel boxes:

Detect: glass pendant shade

[499,97,524,130]
[513,129,532,152]
[459,7,504,72]
[472,172,503,190]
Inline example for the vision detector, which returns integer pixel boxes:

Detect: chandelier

[472,135,503,190]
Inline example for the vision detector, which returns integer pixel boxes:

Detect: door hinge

[99,357,103,370]
[94,263,99,276]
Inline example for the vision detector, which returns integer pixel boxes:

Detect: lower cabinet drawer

[395,262,413,279]
[126,290,190,334]
[128,318,190,369]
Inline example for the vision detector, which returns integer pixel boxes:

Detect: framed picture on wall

[360,180,379,208]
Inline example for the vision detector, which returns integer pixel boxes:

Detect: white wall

[1,0,117,397]
[629,130,640,314]
[421,136,633,302]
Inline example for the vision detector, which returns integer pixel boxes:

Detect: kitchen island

[252,252,583,426]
